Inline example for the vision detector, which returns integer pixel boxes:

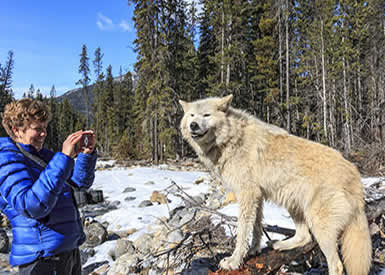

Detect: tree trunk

[84,87,89,128]
[285,0,290,131]
[343,53,352,153]
[320,20,328,141]
[329,81,337,147]
[357,58,363,114]
[226,15,232,88]
[154,115,159,164]
[221,10,225,84]
[278,6,283,105]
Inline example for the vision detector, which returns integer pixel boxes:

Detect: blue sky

[1,0,137,99]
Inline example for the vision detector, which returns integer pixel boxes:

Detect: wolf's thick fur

[179,95,372,275]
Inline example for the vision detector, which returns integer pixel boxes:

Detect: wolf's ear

[179,100,189,112]
[218,94,233,111]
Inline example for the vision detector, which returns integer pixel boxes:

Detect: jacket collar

[0,137,39,155]
[17,142,39,154]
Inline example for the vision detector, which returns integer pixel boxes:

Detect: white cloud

[119,20,131,32]
[96,13,133,33]
[97,13,115,31]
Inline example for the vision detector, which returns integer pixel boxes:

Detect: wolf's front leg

[219,191,263,270]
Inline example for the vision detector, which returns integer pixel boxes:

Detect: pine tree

[0,51,15,95]
[0,50,15,137]
[92,47,104,144]
[100,65,115,155]
[35,89,43,100]
[50,85,56,97]
[249,0,279,121]
[76,44,91,128]
[45,95,59,151]
[197,0,217,98]
[27,84,35,98]
[113,71,136,159]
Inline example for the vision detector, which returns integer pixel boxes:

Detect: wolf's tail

[341,209,372,275]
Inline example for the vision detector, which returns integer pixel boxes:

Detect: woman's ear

[11,126,20,139]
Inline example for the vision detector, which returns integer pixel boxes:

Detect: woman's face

[13,120,48,151]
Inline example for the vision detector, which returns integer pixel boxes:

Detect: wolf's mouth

[191,131,207,139]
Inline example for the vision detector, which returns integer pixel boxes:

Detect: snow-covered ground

[85,160,385,274]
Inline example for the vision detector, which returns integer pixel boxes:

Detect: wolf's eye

[190,114,195,117]
[203,114,211,117]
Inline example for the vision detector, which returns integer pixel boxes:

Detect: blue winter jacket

[0,137,97,266]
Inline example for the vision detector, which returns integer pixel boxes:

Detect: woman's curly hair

[1,98,51,140]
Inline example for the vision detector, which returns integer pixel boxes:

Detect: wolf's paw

[273,239,297,251]
[219,256,241,270]
[272,238,309,251]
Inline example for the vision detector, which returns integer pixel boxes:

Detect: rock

[114,239,135,259]
[144,181,155,186]
[168,208,197,229]
[183,162,195,167]
[152,227,168,250]
[108,200,121,209]
[83,260,109,275]
[138,200,153,208]
[124,196,136,202]
[89,263,110,274]
[184,194,206,208]
[84,216,95,227]
[115,228,137,238]
[150,191,168,204]
[81,202,116,218]
[159,164,169,170]
[134,233,154,255]
[80,247,95,265]
[0,213,10,228]
[167,230,184,246]
[223,192,237,206]
[123,187,136,193]
[206,198,221,209]
[168,208,186,227]
[194,176,205,185]
[84,221,108,248]
[179,211,195,226]
[0,229,9,253]
[0,252,18,274]
[370,222,380,235]
[107,253,140,275]
[155,216,168,225]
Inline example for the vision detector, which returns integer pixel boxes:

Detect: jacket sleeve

[70,150,97,189]
[0,151,74,219]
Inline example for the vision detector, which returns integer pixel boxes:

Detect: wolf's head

[179,95,233,149]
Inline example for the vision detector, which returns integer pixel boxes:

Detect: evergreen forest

[1,0,384,174]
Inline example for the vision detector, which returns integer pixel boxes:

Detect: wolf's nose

[190,122,200,131]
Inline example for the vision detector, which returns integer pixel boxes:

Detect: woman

[0,98,97,274]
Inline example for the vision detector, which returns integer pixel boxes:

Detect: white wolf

[179,95,372,275]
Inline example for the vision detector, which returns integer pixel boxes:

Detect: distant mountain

[56,85,96,115]
[56,76,125,114]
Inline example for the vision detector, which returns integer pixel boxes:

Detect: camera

[83,134,89,147]
[74,134,91,153]
[73,189,104,207]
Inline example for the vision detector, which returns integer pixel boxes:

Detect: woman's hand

[62,131,83,158]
